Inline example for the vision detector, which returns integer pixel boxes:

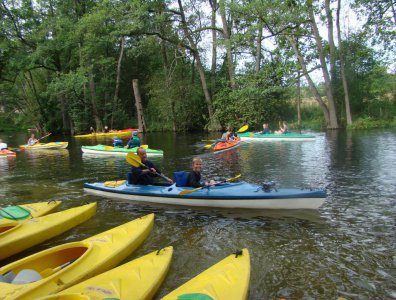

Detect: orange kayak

[0,149,16,157]
[213,137,242,153]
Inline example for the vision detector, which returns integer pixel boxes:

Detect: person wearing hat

[125,131,141,149]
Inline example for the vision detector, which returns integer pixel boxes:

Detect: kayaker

[89,127,95,134]
[0,139,7,150]
[103,125,109,133]
[27,133,39,146]
[125,132,141,149]
[113,136,123,147]
[257,123,270,134]
[131,147,172,185]
[275,121,288,134]
[186,157,215,188]
[221,128,232,142]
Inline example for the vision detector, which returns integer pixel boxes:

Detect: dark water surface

[0,130,395,299]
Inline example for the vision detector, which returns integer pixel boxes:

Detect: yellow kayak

[37,246,173,300]
[0,213,154,300]
[0,203,97,260]
[74,129,136,138]
[162,248,250,300]
[0,201,61,223]
[20,142,69,150]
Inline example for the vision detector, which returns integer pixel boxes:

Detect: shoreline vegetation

[0,1,394,134]
[1,111,395,134]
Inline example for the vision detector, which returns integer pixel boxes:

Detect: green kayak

[81,144,164,156]
[239,132,315,141]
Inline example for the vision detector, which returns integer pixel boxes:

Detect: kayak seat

[127,172,134,184]
[174,171,189,187]
[12,269,42,284]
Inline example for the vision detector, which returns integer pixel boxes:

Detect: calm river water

[0,130,395,299]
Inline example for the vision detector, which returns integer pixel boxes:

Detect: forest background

[0,0,395,134]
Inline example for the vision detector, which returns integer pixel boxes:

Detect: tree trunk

[255,23,263,76]
[59,95,70,134]
[325,0,337,80]
[337,0,352,125]
[297,69,301,128]
[177,0,214,118]
[210,0,218,97]
[160,38,176,131]
[132,79,146,133]
[89,69,103,131]
[286,35,330,125]
[219,0,236,89]
[111,36,125,129]
[308,0,339,128]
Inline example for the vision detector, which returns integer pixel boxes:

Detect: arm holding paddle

[27,132,52,146]
[180,174,241,196]
[126,151,173,183]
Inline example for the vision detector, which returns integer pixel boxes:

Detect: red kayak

[213,137,242,153]
[0,149,16,157]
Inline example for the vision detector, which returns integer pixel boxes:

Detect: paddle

[178,174,241,196]
[125,152,172,182]
[237,124,249,133]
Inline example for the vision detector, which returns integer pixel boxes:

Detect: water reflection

[0,130,395,299]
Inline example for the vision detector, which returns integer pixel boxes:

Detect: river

[0,129,395,299]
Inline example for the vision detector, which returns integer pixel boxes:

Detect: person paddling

[0,139,8,150]
[125,132,140,149]
[131,147,172,185]
[27,133,39,146]
[275,121,288,134]
[186,157,215,188]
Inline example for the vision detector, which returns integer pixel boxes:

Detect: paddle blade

[179,188,201,196]
[126,152,143,167]
[237,125,249,133]
[141,144,148,149]
[204,144,213,149]
[227,174,242,182]
[104,146,114,151]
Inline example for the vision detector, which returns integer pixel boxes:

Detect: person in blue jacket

[257,123,270,134]
[125,132,141,149]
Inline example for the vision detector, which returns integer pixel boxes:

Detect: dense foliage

[0,0,395,133]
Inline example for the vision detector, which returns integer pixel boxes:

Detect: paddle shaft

[179,174,241,196]
[129,155,172,182]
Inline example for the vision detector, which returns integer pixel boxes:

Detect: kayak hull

[0,203,97,260]
[0,149,16,157]
[239,132,315,141]
[213,138,242,153]
[162,248,250,300]
[84,181,326,210]
[0,213,154,300]
[37,246,172,300]
[20,142,69,149]
[81,145,163,157]
[0,201,62,224]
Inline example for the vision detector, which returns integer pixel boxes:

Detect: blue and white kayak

[84,181,326,209]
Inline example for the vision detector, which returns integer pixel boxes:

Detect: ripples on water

[0,130,395,299]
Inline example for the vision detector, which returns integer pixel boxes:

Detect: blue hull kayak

[84,181,326,209]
